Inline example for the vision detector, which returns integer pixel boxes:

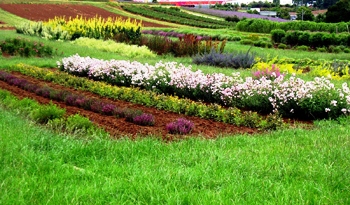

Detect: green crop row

[271,29,350,48]
[121,5,232,29]
[237,18,350,34]
[0,89,107,138]
[150,6,233,27]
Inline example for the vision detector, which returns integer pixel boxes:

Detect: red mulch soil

[0,4,169,28]
[0,71,259,140]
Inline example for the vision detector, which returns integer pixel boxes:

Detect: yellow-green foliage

[309,62,350,80]
[255,57,350,80]
[71,37,156,58]
[45,15,142,40]
[252,60,302,75]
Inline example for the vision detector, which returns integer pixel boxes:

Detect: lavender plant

[192,48,255,69]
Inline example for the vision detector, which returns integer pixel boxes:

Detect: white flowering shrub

[58,54,350,119]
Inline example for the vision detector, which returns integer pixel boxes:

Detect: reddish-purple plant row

[0,70,155,126]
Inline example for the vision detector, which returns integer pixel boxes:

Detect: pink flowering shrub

[252,65,284,80]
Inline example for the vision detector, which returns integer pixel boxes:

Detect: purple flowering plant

[133,113,155,126]
[166,118,194,135]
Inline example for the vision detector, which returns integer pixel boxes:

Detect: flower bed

[58,55,350,120]
[7,63,284,130]
[0,70,156,127]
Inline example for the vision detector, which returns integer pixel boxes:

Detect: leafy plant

[65,114,94,132]
[296,45,309,51]
[0,37,55,57]
[30,101,66,124]
[278,43,287,49]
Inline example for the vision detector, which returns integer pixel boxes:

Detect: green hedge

[280,31,350,48]
[121,5,233,29]
[237,19,350,34]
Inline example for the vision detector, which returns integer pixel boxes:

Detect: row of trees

[253,0,350,23]
[296,0,350,23]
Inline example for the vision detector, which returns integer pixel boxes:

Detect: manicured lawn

[1,105,349,204]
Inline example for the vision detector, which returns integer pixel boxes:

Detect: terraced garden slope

[0,3,169,27]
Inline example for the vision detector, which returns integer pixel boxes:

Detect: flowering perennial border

[58,54,350,120]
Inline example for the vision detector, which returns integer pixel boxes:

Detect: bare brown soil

[0,71,258,140]
[0,4,169,28]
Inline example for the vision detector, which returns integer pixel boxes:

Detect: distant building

[260,11,277,17]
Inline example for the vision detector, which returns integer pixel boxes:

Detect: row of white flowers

[58,54,350,119]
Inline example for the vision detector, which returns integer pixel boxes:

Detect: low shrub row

[137,34,226,57]
[0,89,107,137]
[6,64,284,129]
[0,37,56,57]
[121,5,233,29]
[142,29,242,42]
[239,39,273,48]
[0,70,156,127]
[237,18,350,34]
[271,29,350,48]
[71,37,156,59]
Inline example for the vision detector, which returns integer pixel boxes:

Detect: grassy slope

[1,105,349,204]
[0,2,349,204]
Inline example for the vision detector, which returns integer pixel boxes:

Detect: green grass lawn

[1,105,349,204]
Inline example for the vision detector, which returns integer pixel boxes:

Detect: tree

[277,8,291,19]
[273,0,280,6]
[325,0,350,22]
[296,6,315,21]
[315,13,326,22]
[323,0,340,8]
[314,0,340,9]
